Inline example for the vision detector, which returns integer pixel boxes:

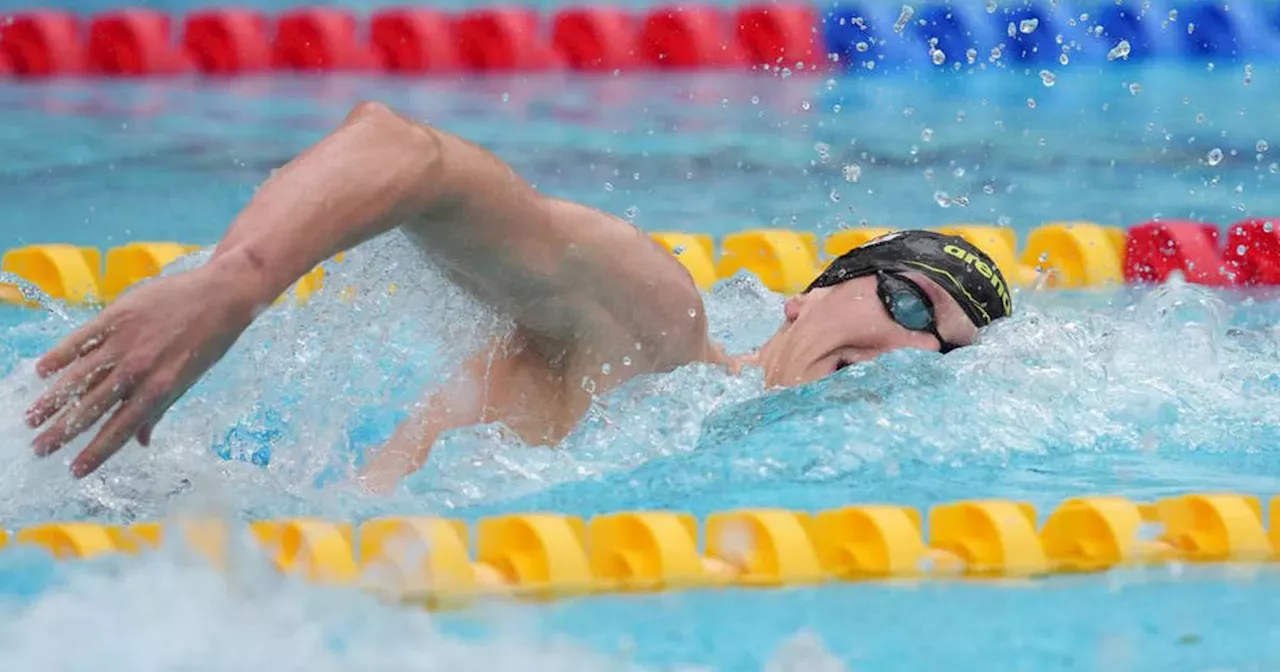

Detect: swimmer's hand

[24,259,258,477]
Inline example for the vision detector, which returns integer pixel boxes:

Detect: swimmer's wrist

[207,245,291,314]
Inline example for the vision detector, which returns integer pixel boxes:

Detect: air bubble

[931,49,946,65]
[829,189,841,202]
[1129,82,1142,95]
[966,48,978,63]
[843,164,862,182]
[856,41,869,52]
[1039,69,1056,86]
[602,363,612,375]
[921,128,934,141]
[1019,18,1039,33]
[985,0,997,13]
[1059,53,1069,65]
[893,5,914,34]
[622,356,632,366]
[1027,97,1037,109]
[1107,40,1131,61]
[604,182,614,191]
[1207,148,1224,166]
[1257,140,1269,153]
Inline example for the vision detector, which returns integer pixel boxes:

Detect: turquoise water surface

[3,61,1280,669]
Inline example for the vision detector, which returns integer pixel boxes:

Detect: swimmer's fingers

[25,356,115,429]
[71,392,162,478]
[35,318,111,379]
[31,373,130,459]
[134,398,176,448]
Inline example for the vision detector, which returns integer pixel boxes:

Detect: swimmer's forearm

[210,102,450,307]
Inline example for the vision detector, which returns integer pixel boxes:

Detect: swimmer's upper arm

[399,120,705,356]
[211,101,702,358]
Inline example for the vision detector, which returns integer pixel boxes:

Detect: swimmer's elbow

[342,101,451,212]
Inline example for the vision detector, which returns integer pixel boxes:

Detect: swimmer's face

[757,272,979,387]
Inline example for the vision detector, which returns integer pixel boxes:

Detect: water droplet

[1187,22,1196,35]
[1207,148,1224,166]
[1168,8,1178,21]
[1107,40,1131,61]
[983,184,995,195]
[1039,69,1056,86]
[622,356,632,366]
[832,104,842,113]
[954,166,966,177]
[1265,221,1275,232]
[934,191,953,208]
[751,95,760,105]
[1196,113,1206,124]
[1129,82,1142,95]
[843,164,862,182]
[1257,140,1269,153]
[601,363,612,375]
[921,128,934,142]
[829,188,841,202]
[672,244,686,256]
[801,100,811,111]
[1243,63,1254,86]
[625,205,639,219]
[931,48,946,65]
[1059,52,1070,65]
[604,182,614,192]
[1019,18,1039,33]
[688,308,698,319]
[1007,21,1016,37]
[581,376,596,394]
[966,48,978,63]
[1237,244,1248,255]
[855,41,869,52]
[985,0,997,12]
[1027,97,1037,109]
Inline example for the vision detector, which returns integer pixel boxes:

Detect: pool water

[3,61,1280,669]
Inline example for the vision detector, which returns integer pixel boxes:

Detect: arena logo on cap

[943,244,1012,316]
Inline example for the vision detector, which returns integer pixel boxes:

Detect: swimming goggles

[875,271,962,353]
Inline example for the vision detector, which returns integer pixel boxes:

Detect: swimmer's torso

[357,252,719,492]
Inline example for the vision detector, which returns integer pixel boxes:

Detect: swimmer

[21,102,1012,488]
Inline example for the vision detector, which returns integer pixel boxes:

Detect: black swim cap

[805,230,1013,327]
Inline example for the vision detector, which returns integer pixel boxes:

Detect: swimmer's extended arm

[212,101,702,347]
[26,101,701,478]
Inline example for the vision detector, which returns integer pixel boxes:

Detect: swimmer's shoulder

[534,196,709,362]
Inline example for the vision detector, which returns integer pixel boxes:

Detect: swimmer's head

[754,230,1013,387]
